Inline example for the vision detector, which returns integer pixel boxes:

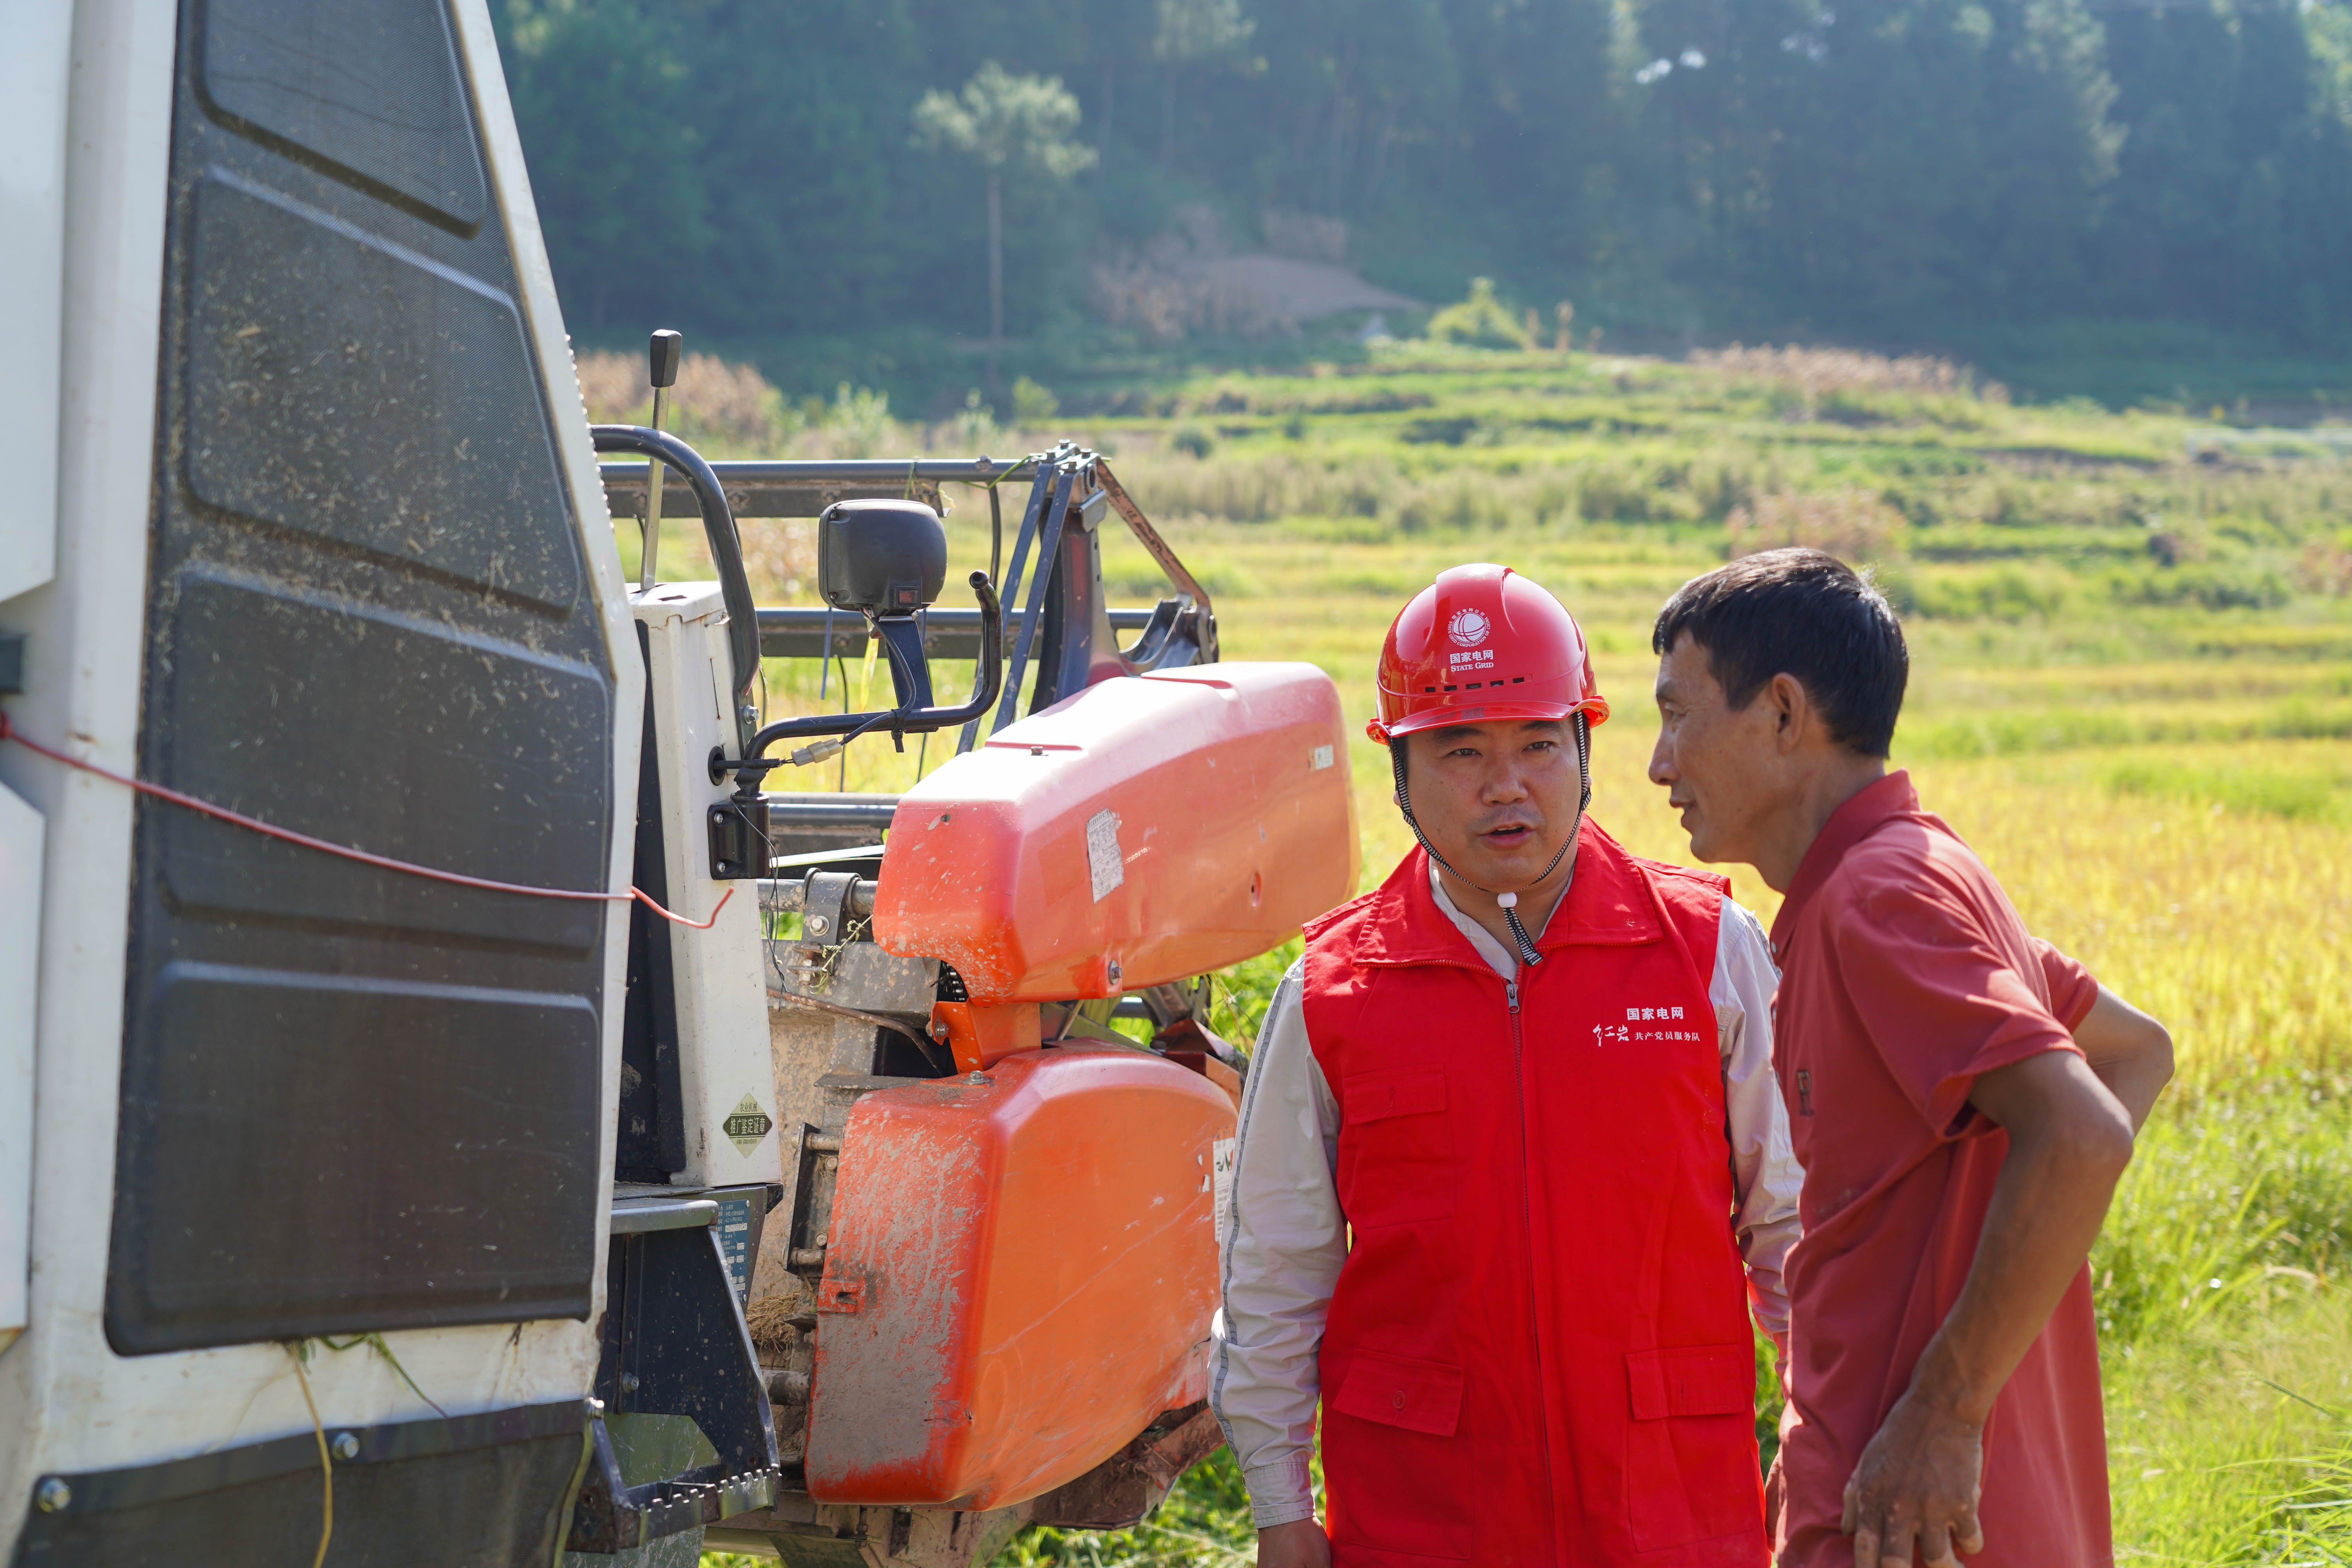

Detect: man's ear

[1766,671,1813,753]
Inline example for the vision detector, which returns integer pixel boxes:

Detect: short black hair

[1651,548,1908,757]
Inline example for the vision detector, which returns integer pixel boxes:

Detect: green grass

[698,341,2352,1567]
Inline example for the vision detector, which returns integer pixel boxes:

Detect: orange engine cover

[873,663,1359,1002]
[804,1047,1234,1508]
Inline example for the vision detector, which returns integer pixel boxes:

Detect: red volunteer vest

[1301,820,1766,1568]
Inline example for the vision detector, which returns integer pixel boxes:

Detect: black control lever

[638,328,683,593]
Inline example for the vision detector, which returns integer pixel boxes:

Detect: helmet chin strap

[1389,712,1593,968]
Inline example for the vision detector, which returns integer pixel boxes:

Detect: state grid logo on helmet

[1447,607,1491,648]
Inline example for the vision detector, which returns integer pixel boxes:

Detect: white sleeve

[1711,898,1803,1342]
[1210,960,1345,1530]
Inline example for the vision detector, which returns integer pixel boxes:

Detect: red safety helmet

[1367,563,1608,744]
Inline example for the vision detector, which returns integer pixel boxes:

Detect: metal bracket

[803,871,858,947]
[710,793,773,880]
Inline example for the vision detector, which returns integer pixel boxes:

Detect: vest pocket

[1337,1068,1453,1225]
[1324,1349,1472,1561]
[1622,1343,1764,1552]
[1333,1347,1465,1436]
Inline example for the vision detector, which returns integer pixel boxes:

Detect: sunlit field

[646,346,2352,1565]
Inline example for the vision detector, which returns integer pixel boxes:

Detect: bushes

[575,348,794,450]
[1423,279,1532,352]
[1726,490,1907,563]
[1902,566,2070,621]
[1102,450,1706,532]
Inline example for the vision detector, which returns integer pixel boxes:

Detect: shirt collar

[1357,816,1662,968]
[1768,769,1920,956]
[1428,860,1542,980]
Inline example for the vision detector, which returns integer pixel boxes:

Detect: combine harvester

[0,2,1356,1563]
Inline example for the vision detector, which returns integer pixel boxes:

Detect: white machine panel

[0,780,39,1355]
[636,581,785,1190]
[0,1,72,606]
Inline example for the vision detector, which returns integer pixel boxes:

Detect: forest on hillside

[495,0,2352,381]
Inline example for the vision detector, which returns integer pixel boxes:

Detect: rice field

[666,345,2352,1565]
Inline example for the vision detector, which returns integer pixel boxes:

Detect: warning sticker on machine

[1087,808,1125,902]
[1212,1137,1237,1250]
[713,1190,755,1304]
[723,1094,774,1157]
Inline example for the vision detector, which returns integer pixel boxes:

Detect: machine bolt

[619,1372,640,1394]
[788,1247,828,1269]
[34,1479,68,1513]
[1106,959,1123,989]
[330,1432,359,1462]
[806,915,829,936]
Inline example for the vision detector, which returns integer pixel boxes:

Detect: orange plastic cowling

[872,664,1359,1004]
[804,1047,1234,1508]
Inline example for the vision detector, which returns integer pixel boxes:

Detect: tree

[498,0,711,329]
[912,62,1097,391]
[1154,0,1254,169]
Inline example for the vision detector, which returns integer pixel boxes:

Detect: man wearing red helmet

[1210,564,1802,1567]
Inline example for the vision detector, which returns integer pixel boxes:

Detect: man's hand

[1840,1388,1985,1567]
[1256,1518,1331,1568]
[1842,1049,2134,1568]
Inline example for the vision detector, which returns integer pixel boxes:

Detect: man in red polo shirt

[1644,548,2175,1568]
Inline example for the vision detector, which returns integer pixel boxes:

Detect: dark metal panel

[108,962,601,1350]
[110,0,617,1354]
[616,627,686,1182]
[157,569,608,946]
[185,171,579,609]
[195,0,487,232]
[571,1226,781,1551]
[13,1399,588,1568]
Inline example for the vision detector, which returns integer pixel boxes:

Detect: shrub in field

[2112,563,2292,612]
[944,388,1001,449]
[1726,490,1907,563]
[1899,566,2068,621]
[2298,541,2352,597]
[740,521,817,602]
[1170,425,1216,459]
[1011,376,1060,427]
[1424,278,1531,351]
[574,348,792,449]
[807,383,900,459]
[1691,343,2000,400]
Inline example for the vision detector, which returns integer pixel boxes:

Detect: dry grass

[575,348,791,447]
[1726,490,1907,563]
[1690,342,2001,401]
[742,520,818,603]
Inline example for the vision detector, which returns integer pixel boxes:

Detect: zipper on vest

[1506,970,1558,1546]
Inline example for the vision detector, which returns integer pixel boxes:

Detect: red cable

[0,710,730,930]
